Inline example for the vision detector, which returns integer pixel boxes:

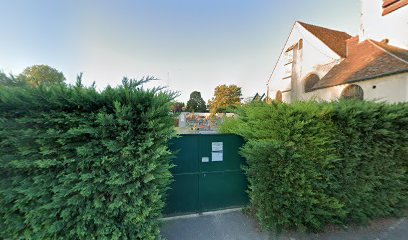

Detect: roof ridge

[296,21,352,57]
[368,40,408,65]
[296,21,351,36]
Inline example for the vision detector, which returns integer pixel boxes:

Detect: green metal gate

[164,134,248,216]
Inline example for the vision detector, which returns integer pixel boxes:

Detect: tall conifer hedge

[0,78,176,239]
[221,101,408,232]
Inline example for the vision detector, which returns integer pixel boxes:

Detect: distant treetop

[208,84,242,114]
[20,64,66,87]
[186,91,207,112]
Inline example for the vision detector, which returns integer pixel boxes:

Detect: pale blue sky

[0,0,360,102]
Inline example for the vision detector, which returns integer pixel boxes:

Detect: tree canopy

[208,84,242,114]
[186,91,206,112]
[19,64,66,87]
[171,101,185,113]
[0,72,26,87]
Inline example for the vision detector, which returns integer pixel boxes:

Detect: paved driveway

[160,209,407,240]
[160,209,269,240]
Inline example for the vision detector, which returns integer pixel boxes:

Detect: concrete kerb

[160,207,243,222]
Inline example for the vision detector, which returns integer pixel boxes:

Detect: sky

[0,0,360,102]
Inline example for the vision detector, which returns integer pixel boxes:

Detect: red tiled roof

[382,0,408,15]
[312,39,408,90]
[373,40,408,62]
[297,21,352,57]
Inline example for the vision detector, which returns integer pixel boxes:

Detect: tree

[171,101,185,113]
[186,91,207,112]
[208,84,242,114]
[19,65,66,87]
[0,72,26,87]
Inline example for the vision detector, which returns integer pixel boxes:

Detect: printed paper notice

[212,152,223,162]
[201,157,209,163]
[212,142,223,152]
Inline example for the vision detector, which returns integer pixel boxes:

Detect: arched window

[275,90,283,102]
[304,74,320,93]
[341,84,364,100]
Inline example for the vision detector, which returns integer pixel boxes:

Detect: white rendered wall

[269,22,341,101]
[282,91,291,103]
[303,72,408,103]
[360,0,408,49]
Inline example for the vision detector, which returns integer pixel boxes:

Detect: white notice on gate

[212,152,223,162]
[212,142,223,152]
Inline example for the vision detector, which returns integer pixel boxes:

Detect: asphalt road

[160,209,408,240]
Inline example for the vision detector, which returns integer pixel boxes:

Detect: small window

[284,48,294,63]
[283,45,294,80]
[304,74,319,93]
[341,84,364,100]
[275,91,283,102]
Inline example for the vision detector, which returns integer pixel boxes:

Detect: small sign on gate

[211,152,223,162]
[212,142,223,152]
[211,142,223,162]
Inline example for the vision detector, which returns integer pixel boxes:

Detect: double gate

[164,134,248,216]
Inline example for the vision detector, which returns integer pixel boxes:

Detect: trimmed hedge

[0,78,176,239]
[220,101,408,232]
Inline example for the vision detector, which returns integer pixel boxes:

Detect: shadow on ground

[160,209,407,240]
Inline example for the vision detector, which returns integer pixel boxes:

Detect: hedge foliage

[0,78,176,239]
[220,101,408,232]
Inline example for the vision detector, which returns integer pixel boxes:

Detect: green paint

[164,134,249,216]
